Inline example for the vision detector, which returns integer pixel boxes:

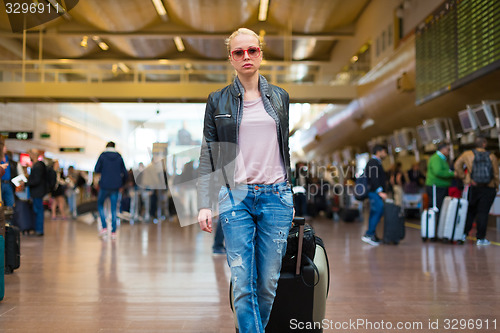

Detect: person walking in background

[197,28,294,332]
[389,162,405,206]
[94,142,128,240]
[454,136,499,245]
[50,160,67,220]
[25,149,47,236]
[66,166,78,219]
[406,162,425,193]
[362,144,388,246]
[0,138,6,181]
[179,161,197,217]
[425,143,456,239]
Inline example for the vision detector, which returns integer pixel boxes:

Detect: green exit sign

[40,133,51,139]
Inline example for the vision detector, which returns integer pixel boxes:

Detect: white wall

[0,103,123,171]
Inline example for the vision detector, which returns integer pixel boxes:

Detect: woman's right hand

[198,208,213,233]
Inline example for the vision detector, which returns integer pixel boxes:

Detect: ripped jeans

[219,182,293,333]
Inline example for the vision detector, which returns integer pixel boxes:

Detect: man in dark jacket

[94,142,127,239]
[362,145,388,246]
[25,149,47,236]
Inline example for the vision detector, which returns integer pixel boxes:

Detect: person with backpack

[454,136,499,245]
[361,144,388,246]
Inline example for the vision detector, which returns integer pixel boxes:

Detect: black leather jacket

[197,75,291,210]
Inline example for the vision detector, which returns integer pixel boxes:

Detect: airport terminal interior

[0,0,500,332]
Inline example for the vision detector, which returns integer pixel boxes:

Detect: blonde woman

[50,160,67,219]
[197,28,294,332]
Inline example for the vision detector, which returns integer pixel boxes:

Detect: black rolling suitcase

[13,199,36,234]
[4,224,21,274]
[230,217,330,333]
[383,201,405,244]
[76,200,98,215]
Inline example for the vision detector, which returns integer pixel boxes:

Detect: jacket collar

[230,74,270,98]
[436,150,447,160]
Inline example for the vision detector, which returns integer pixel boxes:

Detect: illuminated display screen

[415,0,500,104]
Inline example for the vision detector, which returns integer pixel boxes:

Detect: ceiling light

[98,41,109,51]
[258,0,269,21]
[112,64,118,74]
[173,36,185,52]
[151,0,168,21]
[118,62,130,73]
[91,36,109,51]
[80,36,88,48]
[361,118,375,129]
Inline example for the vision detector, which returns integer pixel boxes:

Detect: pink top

[234,98,286,184]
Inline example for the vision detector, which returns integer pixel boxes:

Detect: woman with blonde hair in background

[50,160,67,220]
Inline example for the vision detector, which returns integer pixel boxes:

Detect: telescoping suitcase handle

[293,217,306,276]
[432,184,437,211]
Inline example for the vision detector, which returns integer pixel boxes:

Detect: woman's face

[229,33,262,76]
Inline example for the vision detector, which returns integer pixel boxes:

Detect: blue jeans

[219,182,293,333]
[97,189,119,232]
[67,190,77,217]
[1,182,15,207]
[367,192,384,236]
[32,197,44,234]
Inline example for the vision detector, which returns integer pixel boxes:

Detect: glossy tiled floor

[1,214,499,332]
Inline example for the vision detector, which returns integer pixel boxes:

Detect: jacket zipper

[215,114,232,119]
[236,93,241,144]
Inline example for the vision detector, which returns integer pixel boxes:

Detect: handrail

[0,59,329,85]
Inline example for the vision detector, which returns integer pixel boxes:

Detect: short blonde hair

[225,28,263,54]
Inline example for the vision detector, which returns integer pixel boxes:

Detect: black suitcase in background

[76,200,98,215]
[5,225,21,274]
[13,199,36,234]
[339,208,359,222]
[383,201,405,244]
